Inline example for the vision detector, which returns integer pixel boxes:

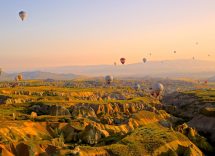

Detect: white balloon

[19,11,28,21]
[152,83,164,92]
[105,75,113,84]
[134,83,140,90]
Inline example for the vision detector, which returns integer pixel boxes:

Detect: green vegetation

[183,89,215,104]
[104,123,199,156]
[0,79,211,155]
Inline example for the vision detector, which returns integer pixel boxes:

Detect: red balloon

[120,58,126,64]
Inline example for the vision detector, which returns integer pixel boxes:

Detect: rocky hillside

[163,89,215,153]
[0,81,212,155]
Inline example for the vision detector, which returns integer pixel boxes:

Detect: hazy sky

[0,0,215,71]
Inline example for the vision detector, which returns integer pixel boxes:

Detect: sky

[0,0,215,72]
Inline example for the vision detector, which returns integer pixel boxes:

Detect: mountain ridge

[41,59,215,78]
[2,60,215,80]
[0,71,79,81]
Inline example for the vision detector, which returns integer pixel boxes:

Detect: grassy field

[183,89,215,103]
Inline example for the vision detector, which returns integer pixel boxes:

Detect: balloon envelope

[16,74,23,81]
[143,58,147,63]
[134,83,140,90]
[152,83,164,92]
[120,58,126,64]
[19,11,28,21]
[151,83,164,97]
[105,75,113,84]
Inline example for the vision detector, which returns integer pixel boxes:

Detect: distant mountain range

[0,71,78,81]
[42,59,215,79]
[1,60,215,81]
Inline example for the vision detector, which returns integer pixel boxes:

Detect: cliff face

[188,115,215,144]
[163,90,215,149]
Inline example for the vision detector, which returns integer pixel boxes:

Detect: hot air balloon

[143,58,147,63]
[151,83,164,97]
[173,51,176,54]
[134,83,140,90]
[120,58,126,64]
[19,11,28,21]
[114,62,117,66]
[105,75,113,85]
[15,74,23,81]
[192,57,195,60]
